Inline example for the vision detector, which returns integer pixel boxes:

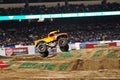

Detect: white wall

[0,48,6,56]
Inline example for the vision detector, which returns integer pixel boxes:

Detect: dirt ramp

[70,58,120,71]
[10,58,119,71]
[68,47,120,59]
[10,54,48,61]
[0,47,120,80]
[8,46,120,61]
[3,46,120,71]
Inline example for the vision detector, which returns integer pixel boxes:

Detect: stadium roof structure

[0,11,120,21]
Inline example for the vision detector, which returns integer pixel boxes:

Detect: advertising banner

[5,47,28,56]
[86,42,117,48]
[2,45,15,48]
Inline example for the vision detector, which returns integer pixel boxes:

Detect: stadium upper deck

[0,2,119,16]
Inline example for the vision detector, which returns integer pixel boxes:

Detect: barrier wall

[0,45,35,56]
[5,47,28,56]
[0,40,120,56]
[112,40,120,46]
[0,48,6,56]
[86,42,117,48]
[69,40,119,49]
[15,45,35,55]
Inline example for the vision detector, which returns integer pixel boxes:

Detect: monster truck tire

[58,38,68,47]
[60,44,69,52]
[40,51,49,57]
[36,42,47,53]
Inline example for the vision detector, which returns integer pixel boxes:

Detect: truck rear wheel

[58,38,69,52]
[40,51,49,57]
[60,44,69,52]
[58,38,68,47]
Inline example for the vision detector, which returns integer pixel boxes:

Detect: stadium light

[0,11,120,21]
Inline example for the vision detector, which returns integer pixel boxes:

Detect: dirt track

[0,47,120,80]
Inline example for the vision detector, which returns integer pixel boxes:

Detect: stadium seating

[0,2,120,46]
[0,2,120,15]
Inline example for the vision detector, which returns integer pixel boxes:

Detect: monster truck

[34,30,69,57]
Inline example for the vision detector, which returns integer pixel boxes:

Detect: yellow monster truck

[34,30,69,57]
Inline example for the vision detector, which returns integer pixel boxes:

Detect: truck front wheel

[36,42,49,57]
[36,42,47,53]
[58,38,69,52]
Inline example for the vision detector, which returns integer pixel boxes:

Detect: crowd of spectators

[0,2,120,15]
[0,2,120,46]
[0,16,120,46]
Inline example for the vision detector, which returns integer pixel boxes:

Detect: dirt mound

[11,54,43,61]
[70,58,120,71]
[2,47,120,70]
[0,47,120,80]
[8,46,120,61]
